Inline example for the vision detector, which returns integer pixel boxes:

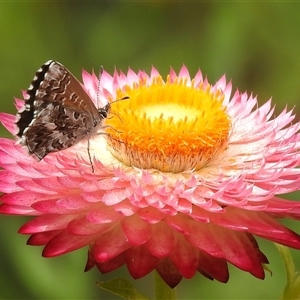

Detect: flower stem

[275,243,300,300]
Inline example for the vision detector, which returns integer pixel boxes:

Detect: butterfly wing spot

[74,111,80,120]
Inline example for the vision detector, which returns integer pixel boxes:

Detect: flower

[1,65,300,288]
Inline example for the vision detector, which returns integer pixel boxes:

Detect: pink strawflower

[1,65,300,288]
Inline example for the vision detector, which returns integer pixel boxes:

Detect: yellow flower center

[104,75,231,173]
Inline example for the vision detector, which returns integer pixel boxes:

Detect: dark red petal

[169,235,198,278]
[156,257,182,288]
[27,231,60,246]
[197,251,229,283]
[125,246,158,279]
[84,246,96,272]
[42,230,94,257]
[96,253,126,273]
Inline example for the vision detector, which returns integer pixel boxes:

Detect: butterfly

[15,60,110,164]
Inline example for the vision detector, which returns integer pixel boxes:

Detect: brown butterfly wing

[16,60,102,159]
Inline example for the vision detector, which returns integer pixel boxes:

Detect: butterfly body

[16,60,109,160]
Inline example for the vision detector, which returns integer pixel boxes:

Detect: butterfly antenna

[114,96,130,103]
[96,65,104,108]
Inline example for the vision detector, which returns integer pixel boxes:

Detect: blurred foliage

[1,2,300,299]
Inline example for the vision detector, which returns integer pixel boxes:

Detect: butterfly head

[98,103,110,120]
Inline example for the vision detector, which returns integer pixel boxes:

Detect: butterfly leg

[87,139,94,173]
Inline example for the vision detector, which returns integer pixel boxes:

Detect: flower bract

[1,65,300,288]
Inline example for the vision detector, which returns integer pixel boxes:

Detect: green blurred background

[1,2,300,299]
